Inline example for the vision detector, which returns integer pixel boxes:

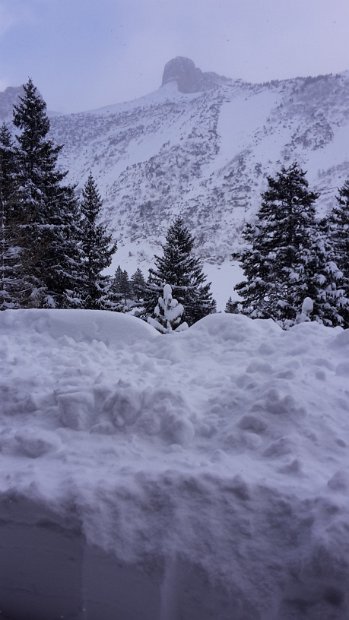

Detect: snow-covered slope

[46,59,349,263]
[1,309,349,619]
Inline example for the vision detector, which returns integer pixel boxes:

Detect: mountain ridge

[2,60,349,267]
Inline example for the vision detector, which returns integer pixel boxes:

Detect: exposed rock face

[161,56,228,93]
[0,85,23,121]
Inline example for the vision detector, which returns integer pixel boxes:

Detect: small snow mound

[57,390,97,431]
[0,429,61,458]
[0,309,157,347]
[188,313,280,345]
[327,470,349,491]
[103,387,142,429]
[238,415,268,434]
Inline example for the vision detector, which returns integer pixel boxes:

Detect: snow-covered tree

[13,78,83,308]
[308,218,349,327]
[327,180,349,326]
[296,297,313,323]
[0,123,20,309]
[148,283,188,333]
[80,174,116,309]
[145,217,216,325]
[234,163,320,325]
[234,163,347,327]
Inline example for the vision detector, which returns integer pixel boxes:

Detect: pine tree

[0,124,20,309]
[225,296,236,314]
[234,163,341,327]
[120,270,131,303]
[145,217,216,326]
[13,78,82,307]
[131,267,146,301]
[330,181,349,271]
[326,181,349,326]
[148,283,188,333]
[80,174,116,309]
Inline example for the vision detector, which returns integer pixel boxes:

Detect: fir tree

[235,163,319,324]
[107,266,131,311]
[131,267,146,301]
[145,217,216,326]
[148,283,188,333]
[225,296,236,314]
[0,124,20,309]
[80,174,116,309]
[326,181,349,326]
[308,217,349,327]
[234,163,343,327]
[13,78,82,307]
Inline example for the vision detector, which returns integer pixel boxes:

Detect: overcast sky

[0,0,348,112]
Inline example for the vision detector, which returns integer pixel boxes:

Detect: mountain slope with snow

[1,309,349,618]
[2,60,349,267]
[47,59,349,262]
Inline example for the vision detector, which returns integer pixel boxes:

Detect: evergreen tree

[235,163,318,324]
[13,78,82,307]
[145,217,216,326]
[0,124,20,309]
[225,296,236,314]
[330,181,349,271]
[131,267,146,301]
[234,163,345,327]
[148,283,188,334]
[326,181,349,326]
[120,269,131,302]
[107,266,132,311]
[80,174,116,309]
[308,217,349,327]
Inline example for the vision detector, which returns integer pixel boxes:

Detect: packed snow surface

[1,309,349,619]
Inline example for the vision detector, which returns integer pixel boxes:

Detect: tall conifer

[0,124,20,309]
[145,217,215,325]
[13,78,82,307]
[80,174,116,309]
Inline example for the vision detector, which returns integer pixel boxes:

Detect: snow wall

[1,309,349,619]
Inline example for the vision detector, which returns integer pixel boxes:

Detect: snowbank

[1,309,349,619]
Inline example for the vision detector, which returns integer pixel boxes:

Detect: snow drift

[1,309,349,619]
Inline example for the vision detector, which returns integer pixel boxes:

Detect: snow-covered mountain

[3,59,349,264]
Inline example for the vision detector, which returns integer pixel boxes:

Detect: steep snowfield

[1,309,349,619]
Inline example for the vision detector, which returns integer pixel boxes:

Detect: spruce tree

[145,217,216,326]
[0,124,20,309]
[131,267,146,301]
[148,284,188,334]
[326,180,349,326]
[234,163,324,326]
[13,78,82,307]
[80,174,116,309]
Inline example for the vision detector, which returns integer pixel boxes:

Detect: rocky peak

[161,57,229,93]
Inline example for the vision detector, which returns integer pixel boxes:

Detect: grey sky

[0,0,348,112]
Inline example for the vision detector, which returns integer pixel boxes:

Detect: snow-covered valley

[1,309,349,619]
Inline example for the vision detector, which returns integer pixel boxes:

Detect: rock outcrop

[161,56,229,93]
